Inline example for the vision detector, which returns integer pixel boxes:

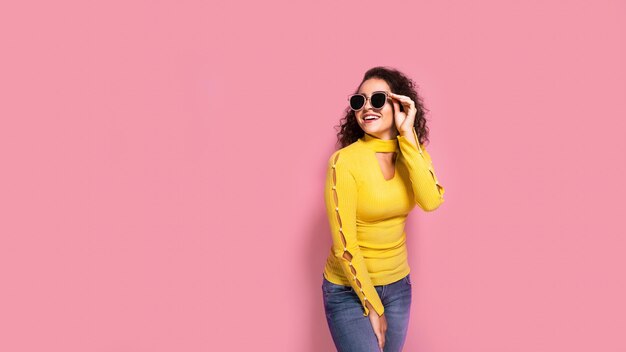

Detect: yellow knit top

[322,126,445,317]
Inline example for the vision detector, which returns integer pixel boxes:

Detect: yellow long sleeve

[322,128,446,317]
[397,126,446,211]
[324,151,385,317]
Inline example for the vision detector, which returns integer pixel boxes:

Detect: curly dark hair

[334,66,431,148]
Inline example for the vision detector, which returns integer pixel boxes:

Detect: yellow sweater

[323,126,445,317]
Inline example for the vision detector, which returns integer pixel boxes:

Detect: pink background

[1,0,625,351]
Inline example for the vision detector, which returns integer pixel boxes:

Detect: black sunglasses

[347,91,390,111]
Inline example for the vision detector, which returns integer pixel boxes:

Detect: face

[354,78,396,139]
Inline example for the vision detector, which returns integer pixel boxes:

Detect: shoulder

[327,141,362,168]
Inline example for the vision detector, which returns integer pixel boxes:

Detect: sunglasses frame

[347,91,390,111]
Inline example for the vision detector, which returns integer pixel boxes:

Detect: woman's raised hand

[389,92,417,136]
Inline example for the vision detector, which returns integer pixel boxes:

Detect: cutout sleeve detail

[324,151,385,317]
[397,126,446,211]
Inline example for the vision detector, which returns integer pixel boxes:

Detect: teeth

[364,115,378,120]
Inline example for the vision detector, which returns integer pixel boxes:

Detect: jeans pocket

[403,274,412,285]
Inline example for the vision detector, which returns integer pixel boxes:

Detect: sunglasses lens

[349,95,365,110]
[371,93,387,109]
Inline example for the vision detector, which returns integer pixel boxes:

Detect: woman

[321,66,446,352]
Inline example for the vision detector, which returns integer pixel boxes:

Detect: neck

[359,132,399,152]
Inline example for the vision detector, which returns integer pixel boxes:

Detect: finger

[399,97,414,108]
[389,92,408,101]
[389,92,407,102]
[390,93,415,107]
[375,332,384,348]
[402,101,415,114]
[396,98,412,110]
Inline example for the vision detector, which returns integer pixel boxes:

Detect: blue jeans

[321,273,412,352]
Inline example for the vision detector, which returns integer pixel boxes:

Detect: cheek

[383,104,394,118]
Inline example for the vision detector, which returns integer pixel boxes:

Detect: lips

[363,114,380,121]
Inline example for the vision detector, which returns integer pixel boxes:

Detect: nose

[362,96,375,112]
[363,99,373,111]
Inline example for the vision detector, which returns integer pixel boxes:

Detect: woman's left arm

[397,126,445,211]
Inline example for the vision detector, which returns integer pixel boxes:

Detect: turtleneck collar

[359,132,399,152]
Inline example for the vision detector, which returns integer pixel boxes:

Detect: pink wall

[1,0,625,351]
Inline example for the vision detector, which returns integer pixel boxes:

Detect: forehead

[358,78,390,94]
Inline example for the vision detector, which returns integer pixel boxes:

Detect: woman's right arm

[324,150,385,317]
